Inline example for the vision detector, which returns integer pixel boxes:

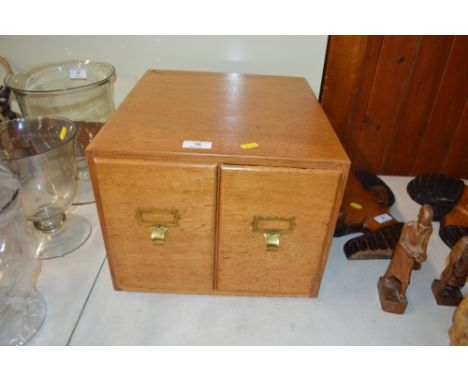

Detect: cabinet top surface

[88,70,349,167]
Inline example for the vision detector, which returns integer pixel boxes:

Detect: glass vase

[0,117,91,259]
[5,60,115,204]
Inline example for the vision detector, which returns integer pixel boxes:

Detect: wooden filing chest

[87,70,350,297]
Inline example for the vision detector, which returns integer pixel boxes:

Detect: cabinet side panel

[87,153,121,290]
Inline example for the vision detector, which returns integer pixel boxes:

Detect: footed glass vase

[0,117,91,259]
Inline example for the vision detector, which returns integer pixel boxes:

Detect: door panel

[217,165,341,296]
[93,158,217,292]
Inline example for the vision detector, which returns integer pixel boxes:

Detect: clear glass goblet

[0,117,91,259]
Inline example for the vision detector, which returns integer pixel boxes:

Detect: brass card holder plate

[251,216,296,251]
[136,208,180,245]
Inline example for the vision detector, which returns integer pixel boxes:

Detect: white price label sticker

[182,140,212,149]
[374,213,393,224]
[69,68,87,79]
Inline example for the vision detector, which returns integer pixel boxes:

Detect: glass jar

[5,60,115,204]
[0,164,46,345]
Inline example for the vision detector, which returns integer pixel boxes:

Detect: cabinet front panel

[93,158,217,292]
[217,165,342,296]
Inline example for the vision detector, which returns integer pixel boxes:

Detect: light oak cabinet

[87,70,350,297]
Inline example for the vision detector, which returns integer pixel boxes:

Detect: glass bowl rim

[4,60,115,94]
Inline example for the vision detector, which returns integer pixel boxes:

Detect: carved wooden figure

[449,295,468,346]
[378,204,434,314]
[432,236,468,306]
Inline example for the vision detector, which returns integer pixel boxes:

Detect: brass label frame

[251,216,296,250]
[136,208,180,245]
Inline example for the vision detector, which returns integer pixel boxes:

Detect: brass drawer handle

[136,208,180,245]
[251,216,296,251]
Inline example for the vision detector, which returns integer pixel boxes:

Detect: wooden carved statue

[378,204,434,314]
[335,169,403,260]
[449,296,468,346]
[407,173,468,249]
[432,236,468,306]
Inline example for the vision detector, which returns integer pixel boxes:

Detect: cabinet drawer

[217,165,342,296]
[92,158,217,292]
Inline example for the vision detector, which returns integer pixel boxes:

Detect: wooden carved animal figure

[377,204,434,314]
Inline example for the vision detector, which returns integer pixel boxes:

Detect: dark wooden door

[320,36,468,179]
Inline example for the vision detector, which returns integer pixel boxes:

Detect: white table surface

[29,176,467,345]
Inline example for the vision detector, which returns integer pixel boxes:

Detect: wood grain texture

[88,70,349,169]
[357,36,420,173]
[378,205,434,314]
[339,173,397,232]
[90,157,217,292]
[342,36,384,167]
[87,70,350,297]
[217,165,342,296]
[320,36,370,142]
[442,101,468,178]
[442,187,468,227]
[432,235,468,306]
[384,36,454,174]
[411,36,468,175]
[321,35,468,179]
